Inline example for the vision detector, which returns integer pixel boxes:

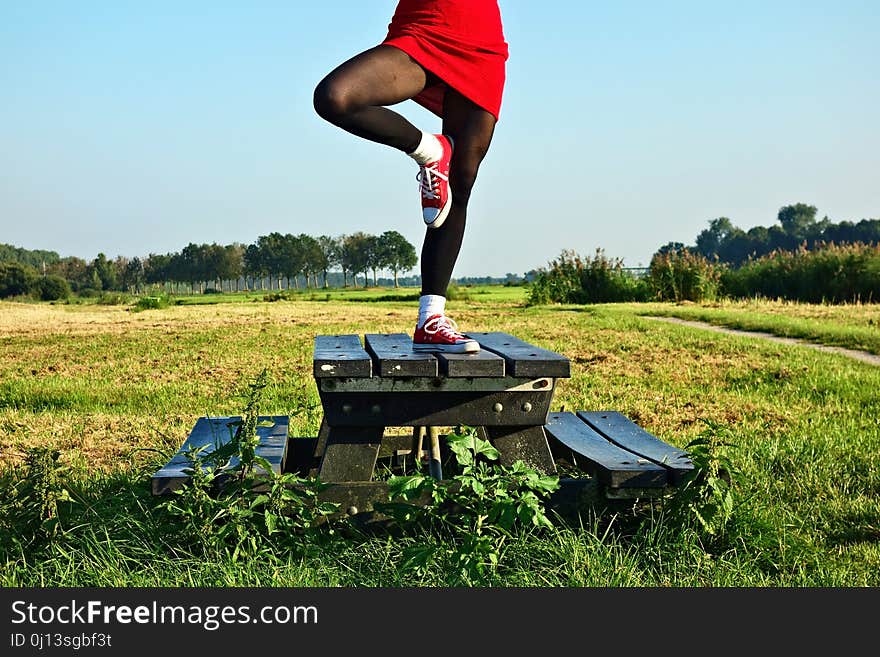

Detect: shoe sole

[412,340,479,354]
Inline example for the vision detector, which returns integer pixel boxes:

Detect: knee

[313,76,356,123]
[450,154,483,205]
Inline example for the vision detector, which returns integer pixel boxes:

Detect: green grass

[636,298,880,355]
[2,293,879,586]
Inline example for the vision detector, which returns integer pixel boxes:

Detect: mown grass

[1,294,879,586]
[637,298,880,355]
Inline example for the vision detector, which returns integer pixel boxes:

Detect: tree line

[0,231,418,298]
[657,202,880,266]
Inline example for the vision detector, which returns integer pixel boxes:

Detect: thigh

[320,45,430,107]
[442,89,498,164]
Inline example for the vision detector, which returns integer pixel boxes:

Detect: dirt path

[643,316,880,367]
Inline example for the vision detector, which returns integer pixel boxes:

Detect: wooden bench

[152,332,694,512]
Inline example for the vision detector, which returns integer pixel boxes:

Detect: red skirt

[381,0,509,120]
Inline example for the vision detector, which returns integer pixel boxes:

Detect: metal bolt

[493,402,503,413]
[342,403,352,414]
[522,402,533,412]
[371,404,382,415]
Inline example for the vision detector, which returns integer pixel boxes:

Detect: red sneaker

[417,135,453,228]
[412,314,479,353]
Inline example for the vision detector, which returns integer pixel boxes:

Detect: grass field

[2,288,879,586]
[637,298,880,355]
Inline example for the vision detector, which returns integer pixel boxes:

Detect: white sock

[418,294,446,328]
[408,132,443,165]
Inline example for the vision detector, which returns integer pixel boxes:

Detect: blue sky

[1,1,878,277]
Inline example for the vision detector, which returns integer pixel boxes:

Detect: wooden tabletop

[313,331,571,380]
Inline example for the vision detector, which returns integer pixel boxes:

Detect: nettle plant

[666,420,740,540]
[381,428,560,583]
[160,369,338,558]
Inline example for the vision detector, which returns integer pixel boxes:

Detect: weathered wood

[468,332,571,378]
[151,415,289,495]
[319,388,554,427]
[481,425,557,475]
[578,411,694,484]
[544,412,666,488]
[318,375,553,394]
[317,426,384,482]
[436,350,505,378]
[365,333,438,377]
[313,334,372,378]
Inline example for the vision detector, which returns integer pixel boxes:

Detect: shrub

[527,249,650,305]
[647,248,722,302]
[721,242,880,303]
[0,261,38,298]
[132,294,171,312]
[76,288,100,298]
[35,275,71,301]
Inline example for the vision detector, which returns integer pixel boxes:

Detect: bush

[647,248,722,302]
[720,242,880,303]
[527,249,650,305]
[35,275,71,301]
[0,261,38,298]
[132,294,171,311]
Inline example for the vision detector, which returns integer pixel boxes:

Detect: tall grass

[721,242,880,303]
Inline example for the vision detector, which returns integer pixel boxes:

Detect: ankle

[408,132,443,165]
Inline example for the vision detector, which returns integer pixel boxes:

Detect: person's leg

[313,45,428,152]
[413,90,497,353]
[420,90,497,299]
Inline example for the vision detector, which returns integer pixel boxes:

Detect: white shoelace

[423,315,464,339]
[417,164,448,200]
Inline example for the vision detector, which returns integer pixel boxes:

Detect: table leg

[317,425,384,482]
[481,425,557,475]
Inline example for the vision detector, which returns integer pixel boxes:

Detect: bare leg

[313,45,429,152]
[420,90,497,296]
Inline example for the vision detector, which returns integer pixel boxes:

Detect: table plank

[364,333,438,377]
[577,411,694,483]
[436,350,506,377]
[151,415,289,495]
[544,412,666,488]
[313,334,372,378]
[468,332,570,378]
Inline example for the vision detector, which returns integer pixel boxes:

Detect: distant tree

[376,230,417,287]
[0,244,60,270]
[695,217,734,259]
[342,232,372,288]
[91,253,117,291]
[35,275,70,301]
[243,244,265,291]
[222,243,245,292]
[655,241,690,257]
[297,233,324,288]
[179,243,209,293]
[121,257,145,293]
[47,256,88,291]
[317,235,340,288]
[777,203,818,239]
[144,253,172,292]
[0,262,38,297]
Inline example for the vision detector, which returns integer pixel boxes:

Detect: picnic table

[153,331,694,513]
